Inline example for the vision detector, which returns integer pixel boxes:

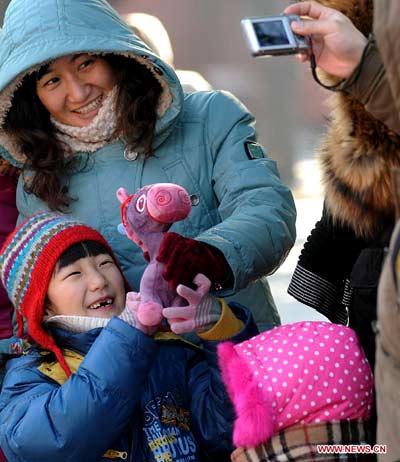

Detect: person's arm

[0,318,158,462]
[156,91,296,295]
[186,303,258,459]
[285,1,400,134]
[196,91,296,294]
[287,206,365,324]
[339,36,400,134]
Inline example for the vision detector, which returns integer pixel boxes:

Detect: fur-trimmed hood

[314,0,400,238]
[0,0,182,167]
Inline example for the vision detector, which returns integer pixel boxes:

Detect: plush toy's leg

[137,301,163,326]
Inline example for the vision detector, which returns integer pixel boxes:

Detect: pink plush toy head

[116,183,191,326]
[117,183,191,253]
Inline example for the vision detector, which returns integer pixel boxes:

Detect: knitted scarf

[45,307,136,333]
[50,87,119,154]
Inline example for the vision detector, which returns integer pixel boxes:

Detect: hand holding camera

[284,1,367,79]
[241,1,367,83]
[241,14,309,57]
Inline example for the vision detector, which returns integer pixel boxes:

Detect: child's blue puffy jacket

[0,304,257,462]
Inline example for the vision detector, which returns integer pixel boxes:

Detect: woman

[285,0,400,454]
[0,0,296,331]
[285,0,400,369]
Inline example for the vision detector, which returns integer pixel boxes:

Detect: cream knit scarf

[44,307,136,333]
[50,86,119,153]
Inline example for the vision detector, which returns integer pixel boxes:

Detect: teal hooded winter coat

[0,0,296,331]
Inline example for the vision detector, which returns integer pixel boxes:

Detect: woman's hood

[0,0,184,165]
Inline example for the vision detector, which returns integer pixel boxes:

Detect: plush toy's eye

[136,194,146,213]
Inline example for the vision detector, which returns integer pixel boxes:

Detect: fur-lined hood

[314,0,400,238]
[0,0,181,167]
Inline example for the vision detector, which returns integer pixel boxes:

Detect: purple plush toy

[117,183,192,326]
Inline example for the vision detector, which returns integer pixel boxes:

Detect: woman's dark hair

[3,54,163,211]
[57,240,112,270]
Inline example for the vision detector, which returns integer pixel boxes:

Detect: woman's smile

[72,94,104,118]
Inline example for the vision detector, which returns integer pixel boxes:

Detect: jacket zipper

[103,449,128,460]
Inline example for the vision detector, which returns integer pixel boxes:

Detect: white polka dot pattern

[234,322,373,433]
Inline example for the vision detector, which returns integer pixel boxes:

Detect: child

[218,322,375,461]
[0,213,375,462]
[0,212,256,462]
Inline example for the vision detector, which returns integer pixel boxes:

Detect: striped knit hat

[0,212,118,377]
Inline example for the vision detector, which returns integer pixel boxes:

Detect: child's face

[46,253,126,318]
[36,53,115,127]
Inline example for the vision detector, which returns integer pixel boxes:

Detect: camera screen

[254,20,290,47]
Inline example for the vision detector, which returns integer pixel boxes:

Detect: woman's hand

[162,274,222,334]
[284,1,368,79]
[156,232,231,290]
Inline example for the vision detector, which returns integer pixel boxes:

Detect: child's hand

[162,274,222,334]
[124,292,159,336]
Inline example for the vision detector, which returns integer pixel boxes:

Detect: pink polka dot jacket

[217,321,373,448]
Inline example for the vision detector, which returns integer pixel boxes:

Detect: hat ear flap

[27,313,72,378]
[22,283,72,378]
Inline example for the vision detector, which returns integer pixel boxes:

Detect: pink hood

[218,321,373,448]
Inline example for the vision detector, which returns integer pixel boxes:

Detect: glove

[156,232,231,290]
[121,291,159,336]
[162,273,222,334]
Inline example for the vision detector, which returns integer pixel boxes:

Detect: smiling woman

[3,52,161,211]
[35,55,115,128]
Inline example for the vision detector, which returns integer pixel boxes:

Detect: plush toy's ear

[146,183,191,224]
[116,187,129,203]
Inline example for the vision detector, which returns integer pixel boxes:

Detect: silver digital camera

[241,14,309,57]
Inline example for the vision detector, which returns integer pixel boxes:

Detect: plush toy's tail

[217,342,274,448]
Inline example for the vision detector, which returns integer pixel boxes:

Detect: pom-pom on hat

[0,212,120,377]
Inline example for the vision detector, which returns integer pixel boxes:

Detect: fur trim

[311,0,400,237]
[320,94,400,237]
[316,0,373,38]
[217,342,274,448]
[0,52,173,163]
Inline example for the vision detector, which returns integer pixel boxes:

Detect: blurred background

[0,0,329,323]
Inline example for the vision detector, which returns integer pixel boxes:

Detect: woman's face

[46,253,126,318]
[36,54,115,127]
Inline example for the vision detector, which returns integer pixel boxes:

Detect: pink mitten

[122,291,159,336]
[162,274,222,334]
